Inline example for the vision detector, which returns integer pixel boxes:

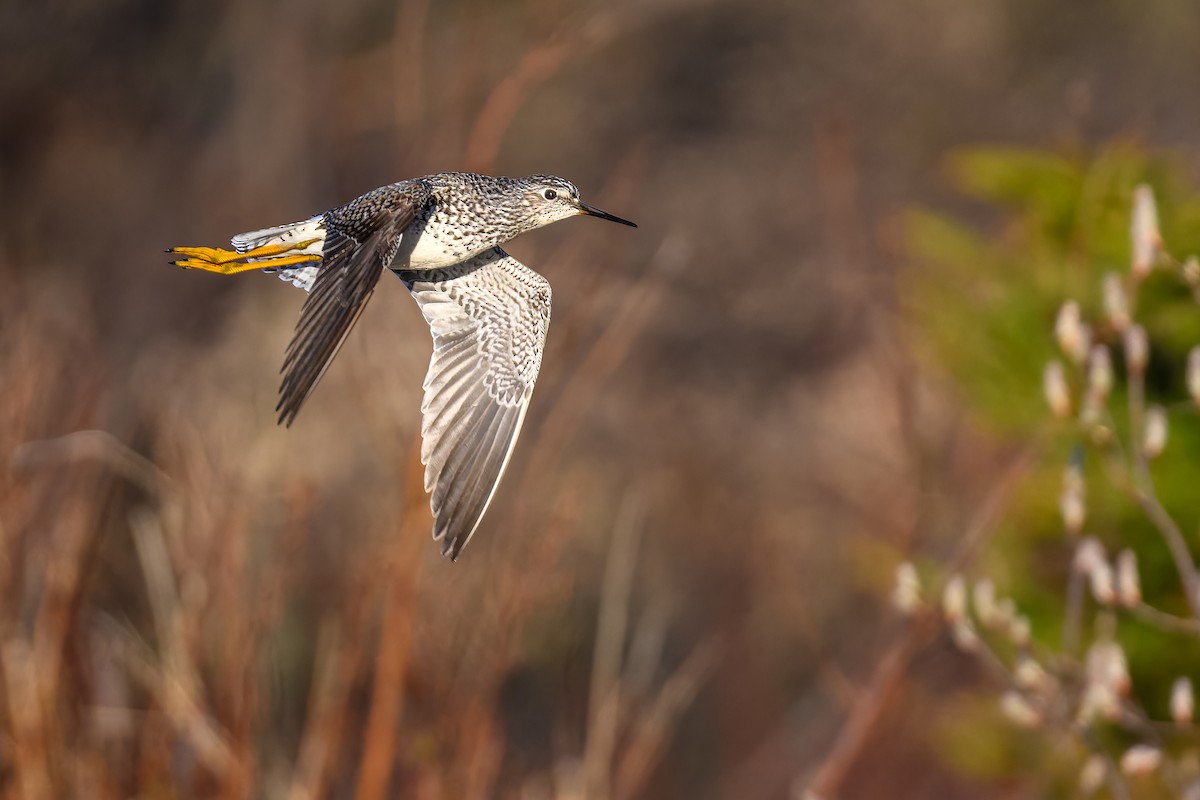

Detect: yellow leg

[167,245,246,264]
[172,253,322,275]
[167,239,322,275]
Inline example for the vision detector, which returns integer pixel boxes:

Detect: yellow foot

[167,239,322,275]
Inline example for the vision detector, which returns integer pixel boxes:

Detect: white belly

[390,217,491,270]
[394,233,460,268]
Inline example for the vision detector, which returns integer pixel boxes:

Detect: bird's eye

[543,189,558,200]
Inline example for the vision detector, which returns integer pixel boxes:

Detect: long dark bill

[578,201,638,228]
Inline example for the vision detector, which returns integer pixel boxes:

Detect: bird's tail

[231,215,326,254]
[167,216,326,276]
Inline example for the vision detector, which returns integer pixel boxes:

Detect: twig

[1131,602,1200,637]
[612,635,724,800]
[584,491,646,800]
[10,429,174,500]
[1097,425,1200,620]
[804,614,937,799]
[287,621,357,800]
[1,639,53,800]
[354,440,429,800]
[1121,272,1200,620]
[1079,727,1133,800]
[805,444,1037,797]
[128,508,235,775]
[1131,485,1200,620]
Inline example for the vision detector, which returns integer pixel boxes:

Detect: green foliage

[903,143,1200,787]
[903,143,1200,432]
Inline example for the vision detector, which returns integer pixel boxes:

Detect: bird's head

[518,175,638,231]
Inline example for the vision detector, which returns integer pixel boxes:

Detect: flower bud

[1115,549,1141,608]
[1079,681,1120,722]
[1172,677,1194,725]
[1087,639,1130,696]
[950,618,979,652]
[1188,346,1200,406]
[1104,272,1130,331]
[1074,537,1107,576]
[1044,360,1071,418]
[1089,559,1116,606]
[942,574,967,623]
[1130,184,1161,278]
[1183,255,1200,286]
[1008,615,1031,647]
[1055,301,1090,363]
[1143,405,1167,459]
[1000,691,1041,728]
[892,562,921,615]
[1060,462,1086,535]
[1080,637,1129,722]
[973,579,999,627]
[1014,656,1054,695]
[1079,755,1106,795]
[993,596,1016,628]
[1124,325,1148,375]
[1120,745,1162,777]
[1087,345,1113,399]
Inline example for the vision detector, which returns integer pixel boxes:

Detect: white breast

[394,229,469,269]
[390,214,489,270]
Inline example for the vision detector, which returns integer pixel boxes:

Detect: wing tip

[434,524,463,561]
[442,536,463,562]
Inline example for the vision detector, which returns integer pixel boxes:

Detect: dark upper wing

[277,181,431,426]
[399,248,553,560]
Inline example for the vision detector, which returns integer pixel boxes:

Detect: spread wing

[399,248,553,560]
[277,181,431,426]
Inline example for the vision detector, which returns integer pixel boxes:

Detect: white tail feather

[229,215,326,293]
[276,265,321,293]
[230,215,325,253]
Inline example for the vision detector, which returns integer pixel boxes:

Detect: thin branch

[1131,485,1200,619]
[354,440,429,800]
[584,491,646,800]
[1121,268,1200,619]
[805,445,1037,797]
[1131,602,1200,637]
[1098,419,1200,621]
[612,635,724,800]
[1079,727,1133,800]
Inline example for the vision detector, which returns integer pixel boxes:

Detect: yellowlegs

[168,173,637,559]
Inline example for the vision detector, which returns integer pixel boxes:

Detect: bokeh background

[4,1,1200,798]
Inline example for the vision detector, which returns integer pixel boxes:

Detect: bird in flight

[168,172,636,559]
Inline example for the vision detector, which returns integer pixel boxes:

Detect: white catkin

[1143,405,1167,459]
[1120,745,1162,777]
[1044,360,1071,418]
[892,562,921,615]
[1104,273,1130,330]
[1000,691,1041,728]
[1130,184,1161,278]
[1172,677,1194,725]
[1124,324,1148,375]
[1187,345,1200,406]
[1055,301,1089,363]
[1073,537,1107,577]
[1079,755,1106,795]
[942,574,967,623]
[1115,549,1141,608]
[1087,345,1113,398]
[1060,462,1086,534]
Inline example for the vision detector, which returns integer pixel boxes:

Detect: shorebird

[168,172,636,559]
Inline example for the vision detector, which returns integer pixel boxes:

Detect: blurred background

[4,1,1200,797]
